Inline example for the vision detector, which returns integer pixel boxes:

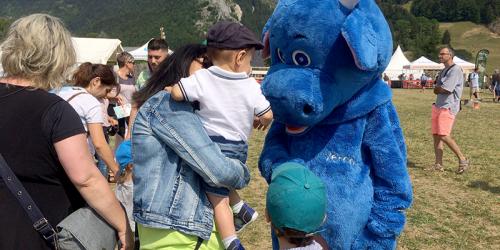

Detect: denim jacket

[132,91,250,240]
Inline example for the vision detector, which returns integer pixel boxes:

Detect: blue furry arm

[356,102,413,248]
[258,122,294,183]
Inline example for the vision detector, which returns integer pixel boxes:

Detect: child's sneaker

[234,203,258,233]
[226,238,245,250]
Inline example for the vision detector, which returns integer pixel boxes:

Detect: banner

[475,49,489,88]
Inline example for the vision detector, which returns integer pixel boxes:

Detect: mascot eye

[277,48,286,63]
[292,50,311,66]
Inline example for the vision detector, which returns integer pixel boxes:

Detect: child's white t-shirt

[178,66,271,142]
[286,240,323,250]
[53,86,104,154]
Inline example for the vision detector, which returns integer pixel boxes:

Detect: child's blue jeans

[204,136,248,196]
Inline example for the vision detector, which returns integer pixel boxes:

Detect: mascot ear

[261,16,272,59]
[340,0,378,71]
[262,31,271,59]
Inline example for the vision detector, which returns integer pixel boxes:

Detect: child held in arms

[169,21,273,250]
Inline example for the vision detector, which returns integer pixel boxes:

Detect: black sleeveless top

[0,83,86,249]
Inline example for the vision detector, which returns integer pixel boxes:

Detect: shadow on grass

[468,180,500,194]
[407,161,419,169]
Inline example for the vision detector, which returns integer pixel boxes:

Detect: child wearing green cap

[266,162,328,250]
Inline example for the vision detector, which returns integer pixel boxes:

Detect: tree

[454,49,473,61]
[411,0,498,24]
[0,17,12,41]
[481,4,496,23]
[442,30,451,45]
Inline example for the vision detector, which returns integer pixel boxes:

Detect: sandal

[434,163,444,171]
[426,163,444,171]
[456,159,470,174]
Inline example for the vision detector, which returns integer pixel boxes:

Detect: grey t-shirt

[435,64,464,115]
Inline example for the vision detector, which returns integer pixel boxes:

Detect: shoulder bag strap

[0,154,58,247]
[66,91,88,103]
[65,91,91,138]
[436,64,456,85]
[442,64,456,78]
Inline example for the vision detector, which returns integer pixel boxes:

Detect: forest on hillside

[0,0,274,48]
[411,0,500,24]
[377,0,499,61]
[0,0,498,61]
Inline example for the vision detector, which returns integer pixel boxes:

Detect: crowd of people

[1,11,496,250]
[0,14,328,250]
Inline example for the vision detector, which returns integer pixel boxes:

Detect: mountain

[2,0,497,71]
[440,22,500,72]
[0,0,275,48]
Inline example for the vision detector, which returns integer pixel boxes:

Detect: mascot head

[261,0,392,134]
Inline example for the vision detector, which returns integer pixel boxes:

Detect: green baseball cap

[266,162,327,234]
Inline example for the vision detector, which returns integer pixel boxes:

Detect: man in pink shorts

[431,47,469,174]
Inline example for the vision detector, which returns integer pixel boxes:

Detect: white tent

[452,56,475,71]
[128,39,174,61]
[0,38,122,73]
[72,37,123,64]
[383,45,422,80]
[129,40,150,61]
[404,56,444,70]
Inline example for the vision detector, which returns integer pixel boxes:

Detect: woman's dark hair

[72,62,117,87]
[133,44,209,108]
[273,226,314,248]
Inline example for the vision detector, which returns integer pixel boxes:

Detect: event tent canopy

[383,45,422,79]
[129,40,150,61]
[72,37,123,64]
[128,39,174,61]
[404,56,443,70]
[0,38,122,72]
[452,56,476,71]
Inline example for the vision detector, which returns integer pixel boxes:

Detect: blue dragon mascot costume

[258,0,413,249]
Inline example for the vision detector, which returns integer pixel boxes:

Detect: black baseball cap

[207,21,264,50]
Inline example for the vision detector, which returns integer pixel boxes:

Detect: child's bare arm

[256,109,273,130]
[169,83,186,101]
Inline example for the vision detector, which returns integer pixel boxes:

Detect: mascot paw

[351,228,396,250]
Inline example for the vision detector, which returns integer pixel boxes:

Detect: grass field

[440,22,500,73]
[239,88,500,249]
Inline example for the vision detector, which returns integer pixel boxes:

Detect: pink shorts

[431,105,455,136]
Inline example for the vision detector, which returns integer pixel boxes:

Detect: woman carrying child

[132,44,250,250]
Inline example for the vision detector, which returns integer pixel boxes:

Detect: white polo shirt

[178,66,271,142]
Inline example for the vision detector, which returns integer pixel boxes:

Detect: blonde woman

[0,14,133,249]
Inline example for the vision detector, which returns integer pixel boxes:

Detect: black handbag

[0,153,117,250]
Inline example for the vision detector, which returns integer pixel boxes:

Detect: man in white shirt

[469,67,480,100]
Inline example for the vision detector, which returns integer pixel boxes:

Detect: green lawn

[239,88,500,249]
[440,22,500,74]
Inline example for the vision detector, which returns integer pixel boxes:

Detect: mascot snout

[262,67,337,133]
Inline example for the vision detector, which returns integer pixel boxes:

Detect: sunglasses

[127,61,135,64]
